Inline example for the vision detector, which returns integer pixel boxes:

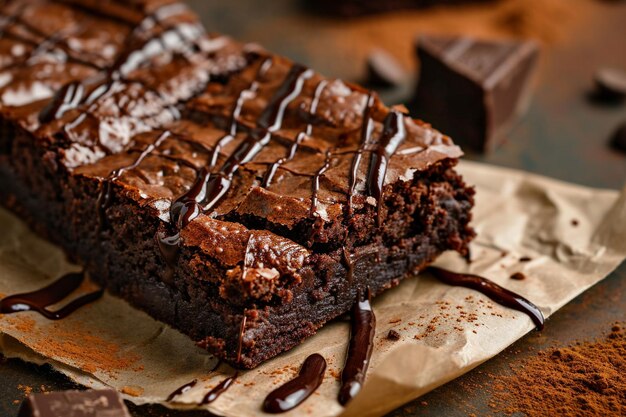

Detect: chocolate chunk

[365,49,408,88]
[18,390,131,417]
[609,121,626,153]
[510,272,526,281]
[594,68,626,102]
[414,35,539,152]
[519,256,532,262]
[387,329,401,340]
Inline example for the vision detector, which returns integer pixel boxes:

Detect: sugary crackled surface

[0,0,464,294]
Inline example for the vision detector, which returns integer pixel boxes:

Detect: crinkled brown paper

[1,160,625,417]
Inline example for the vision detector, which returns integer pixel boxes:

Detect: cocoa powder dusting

[30,322,140,375]
[490,324,626,416]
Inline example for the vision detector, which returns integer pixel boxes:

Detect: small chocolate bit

[414,35,539,153]
[365,48,408,88]
[609,121,626,153]
[570,219,579,227]
[18,390,131,417]
[594,68,626,102]
[519,256,532,262]
[510,272,526,281]
[387,329,401,341]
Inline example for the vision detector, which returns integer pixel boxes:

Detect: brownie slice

[0,0,474,368]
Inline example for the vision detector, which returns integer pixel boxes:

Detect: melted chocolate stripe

[200,373,238,405]
[338,288,376,405]
[166,379,197,402]
[347,94,375,215]
[262,79,328,188]
[170,63,312,229]
[310,148,334,216]
[97,130,171,226]
[236,313,247,364]
[428,267,545,330]
[263,353,327,413]
[0,272,103,320]
[206,58,273,168]
[366,110,406,225]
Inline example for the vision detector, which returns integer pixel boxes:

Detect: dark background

[1,1,625,416]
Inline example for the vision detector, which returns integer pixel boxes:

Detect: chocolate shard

[18,390,131,417]
[413,35,539,153]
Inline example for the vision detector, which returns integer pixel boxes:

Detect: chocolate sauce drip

[427,267,545,330]
[166,379,197,402]
[170,63,312,229]
[310,148,334,216]
[97,130,171,227]
[200,373,238,405]
[0,272,103,320]
[347,94,375,214]
[236,313,247,364]
[262,353,327,413]
[367,111,406,225]
[338,289,376,405]
[262,79,328,188]
[342,247,354,283]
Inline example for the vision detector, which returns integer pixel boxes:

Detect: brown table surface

[1,1,625,416]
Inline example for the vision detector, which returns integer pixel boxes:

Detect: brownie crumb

[121,386,144,397]
[510,272,526,281]
[571,219,579,226]
[387,329,401,341]
[519,256,532,262]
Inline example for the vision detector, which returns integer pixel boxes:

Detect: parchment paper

[0,160,625,417]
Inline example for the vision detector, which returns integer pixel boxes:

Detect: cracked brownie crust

[0,0,474,368]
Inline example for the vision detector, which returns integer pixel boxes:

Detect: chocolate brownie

[0,0,474,368]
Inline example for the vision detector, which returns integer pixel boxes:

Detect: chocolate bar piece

[18,390,131,417]
[413,35,539,152]
[0,0,474,368]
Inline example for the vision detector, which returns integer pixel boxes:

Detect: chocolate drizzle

[0,272,103,320]
[427,267,545,330]
[347,94,375,215]
[169,63,312,230]
[237,312,247,364]
[166,379,197,402]
[310,148,334,216]
[262,353,327,413]
[367,110,406,225]
[157,62,313,280]
[262,79,328,188]
[338,289,376,405]
[97,130,172,227]
[200,373,238,405]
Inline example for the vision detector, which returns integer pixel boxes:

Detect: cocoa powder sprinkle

[490,324,626,416]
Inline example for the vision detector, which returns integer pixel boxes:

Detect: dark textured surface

[1,0,626,416]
